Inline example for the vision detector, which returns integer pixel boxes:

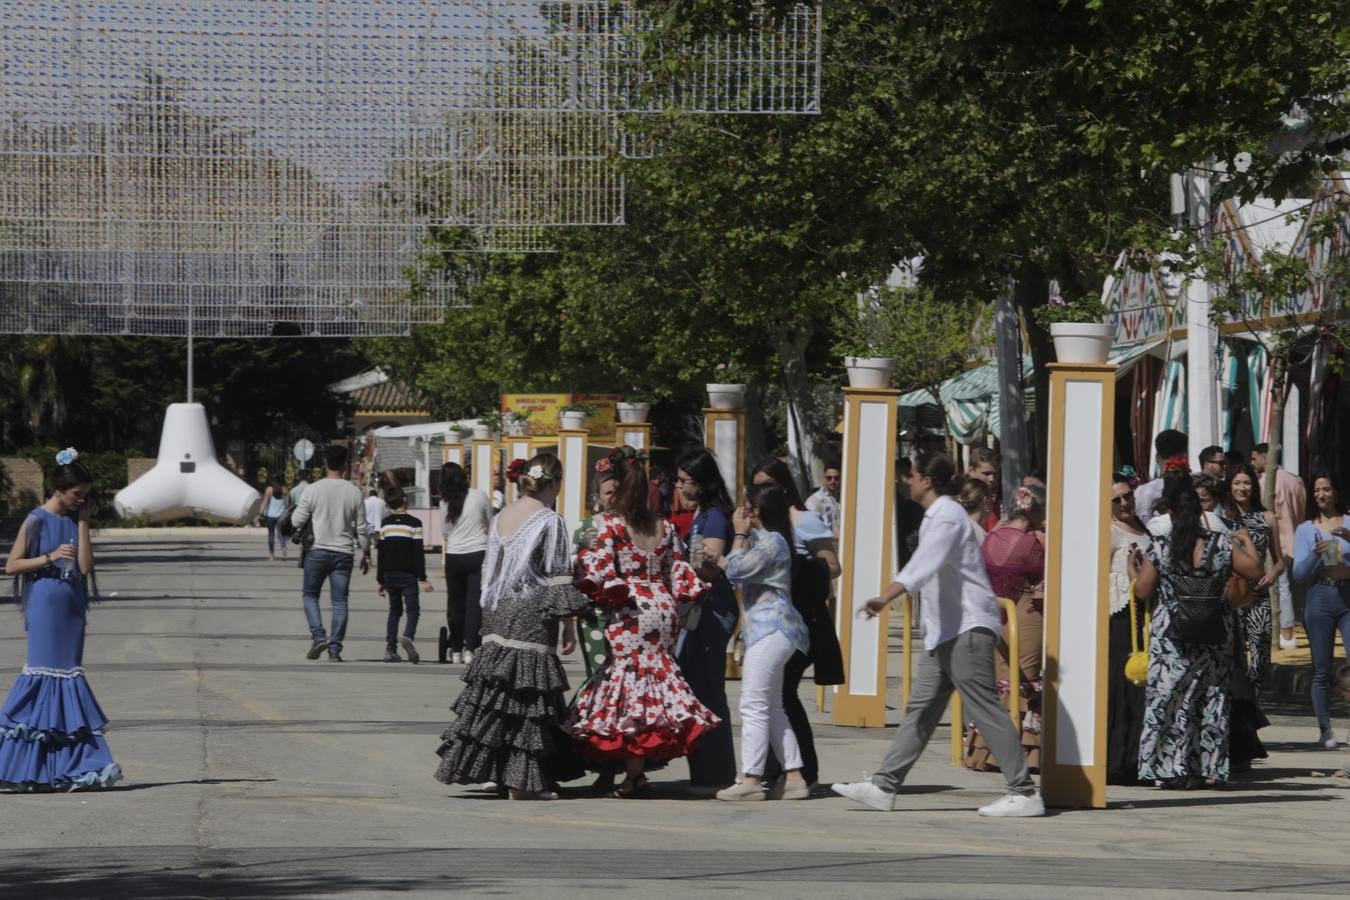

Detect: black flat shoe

[610,775,650,799]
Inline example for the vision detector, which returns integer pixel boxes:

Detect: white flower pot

[505,420,530,437]
[616,402,651,424]
[560,411,589,430]
[444,431,463,445]
[705,383,747,410]
[471,424,493,440]
[1050,322,1113,364]
[843,356,896,389]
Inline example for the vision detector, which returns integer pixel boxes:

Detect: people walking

[565,447,720,798]
[673,448,740,790]
[1292,471,1350,749]
[434,453,589,800]
[832,453,1044,818]
[364,489,389,539]
[1129,472,1264,788]
[715,482,811,802]
[1252,443,1307,650]
[261,477,289,560]
[376,486,432,664]
[439,462,491,665]
[290,445,370,662]
[750,457,844,790]
[1107,470,1150,784]
[1,449,122,790]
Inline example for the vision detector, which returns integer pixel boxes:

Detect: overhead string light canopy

[0,2,821,337]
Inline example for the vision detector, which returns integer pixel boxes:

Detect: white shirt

[1134,477,1164,524]
[804,488,840,534]
[364,495,389,532]
[442,489,492,555]
[1146,511,1230,539]
[895,494,1004,651]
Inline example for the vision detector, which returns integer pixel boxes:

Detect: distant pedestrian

[832,452,1045,817]
[1135,430,1188,524]
[1251,443,1307,649]
[260,477,289,561]
[804,454,842,535]
[377,486,432,664]
[290,445,370,662]
[1,448,122,790]
[364,489,389,537]
[440,462,491,664]
[968,447,1002,531]
[1198,446,1226,480]
[1292,471,1350,749]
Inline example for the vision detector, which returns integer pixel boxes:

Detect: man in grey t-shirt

[290,445,370,661]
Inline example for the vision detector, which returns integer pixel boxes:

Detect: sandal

[610,774,650,799]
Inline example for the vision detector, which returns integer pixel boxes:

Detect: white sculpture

[114,404,261,523]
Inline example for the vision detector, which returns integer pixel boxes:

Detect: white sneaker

[830,781,895,811]
[1279,635,1298,650]
[1319,729,1339,750]
[463,650,474,664]
[452,651,464,664]
[978,792,1046,818]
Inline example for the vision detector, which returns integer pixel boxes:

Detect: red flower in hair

[506,458,529,484]
[1162,455,1191,474]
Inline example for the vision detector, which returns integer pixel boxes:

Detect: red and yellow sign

[500,393,622,441]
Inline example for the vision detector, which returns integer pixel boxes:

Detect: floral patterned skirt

[565,593,720,760]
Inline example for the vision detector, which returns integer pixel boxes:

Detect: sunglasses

[1111,492,1134,505]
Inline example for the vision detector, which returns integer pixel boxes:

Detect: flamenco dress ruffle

[1,571,122,791]
[434,583,589,793]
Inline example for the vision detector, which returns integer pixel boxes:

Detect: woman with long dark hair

[566,447,720,797]
[1292,471,1350,749]
[1106,469,1150,784]
[1130,472,1263,787]
[750,456,844,791]
[714,482,811,801]
[672,448,739,790]
[1,449,122,790]
[260,476,289,560]
[439,461,491,664]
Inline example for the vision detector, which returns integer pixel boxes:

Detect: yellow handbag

[1125,579,1149,687]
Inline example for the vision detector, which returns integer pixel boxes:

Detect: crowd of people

[1,432,1347,807]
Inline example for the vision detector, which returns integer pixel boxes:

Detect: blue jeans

[265,516,283,555]
[676,581,738,786]
[1304,582,1350,729]
[384,571,420,650]
[303,549,353,654]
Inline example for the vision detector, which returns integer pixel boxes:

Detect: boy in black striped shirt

[376,486,432,663]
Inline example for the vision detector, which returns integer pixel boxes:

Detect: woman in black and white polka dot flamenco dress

[433,454,590,801]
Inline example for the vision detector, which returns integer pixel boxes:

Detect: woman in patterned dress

[434,453,590,800]
[1,450,122,791]
[1129,472,1264,788]
[1106,470,1150,784]
[566,447,720,798]
[1220,463,1282,769]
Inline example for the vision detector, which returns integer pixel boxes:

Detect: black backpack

[791,553,845,686]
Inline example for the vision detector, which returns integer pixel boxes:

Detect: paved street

[1,530,1347,898]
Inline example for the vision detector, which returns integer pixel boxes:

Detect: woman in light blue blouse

[1292,471,1350,749]
[714,482,811,802]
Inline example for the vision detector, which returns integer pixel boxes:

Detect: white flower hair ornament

[55,447,79,466]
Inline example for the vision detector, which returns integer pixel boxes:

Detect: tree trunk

[776,328,817,498]
[1014,268,1052,471]
[1265,354,1287,653]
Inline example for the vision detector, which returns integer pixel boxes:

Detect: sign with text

[500,393,622,440]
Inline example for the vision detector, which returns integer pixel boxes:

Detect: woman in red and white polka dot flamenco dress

[565,447,721,798]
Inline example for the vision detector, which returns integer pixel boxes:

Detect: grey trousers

[871,627,1036,795]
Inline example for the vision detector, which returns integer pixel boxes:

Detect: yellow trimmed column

[442,436,464,468]
[471,437,497,499]
[703,408,747,502]
[617,421,653,452]
[1040,363,1116,809]
[556,427,589,546]
[832,387,899,727]
[503,436,534,505]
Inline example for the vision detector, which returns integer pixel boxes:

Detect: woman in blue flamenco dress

[1,449,122,791]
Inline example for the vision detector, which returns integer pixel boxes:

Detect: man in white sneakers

[832,452,1045,818]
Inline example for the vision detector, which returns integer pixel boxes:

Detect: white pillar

[412,437,429,507]
[1041,363,1115,809]
[617,422,652,452]
[1283,383,1301,476]
[442,439,464,468]
[557,428,589,547]
[471,438,496,499]
[1186,170,1217,467]
[505,436,534,504]
[832,387,898,727]
[702,408,747,502]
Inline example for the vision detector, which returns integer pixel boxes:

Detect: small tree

[1201,192,1350,644]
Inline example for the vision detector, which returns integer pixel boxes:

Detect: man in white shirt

[804,456,841,535]
[364,489,389,535]
[1134,429,1187,524]
[832,454,1044,818]
[1252,442,1307,648]
[291,445,370,662]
